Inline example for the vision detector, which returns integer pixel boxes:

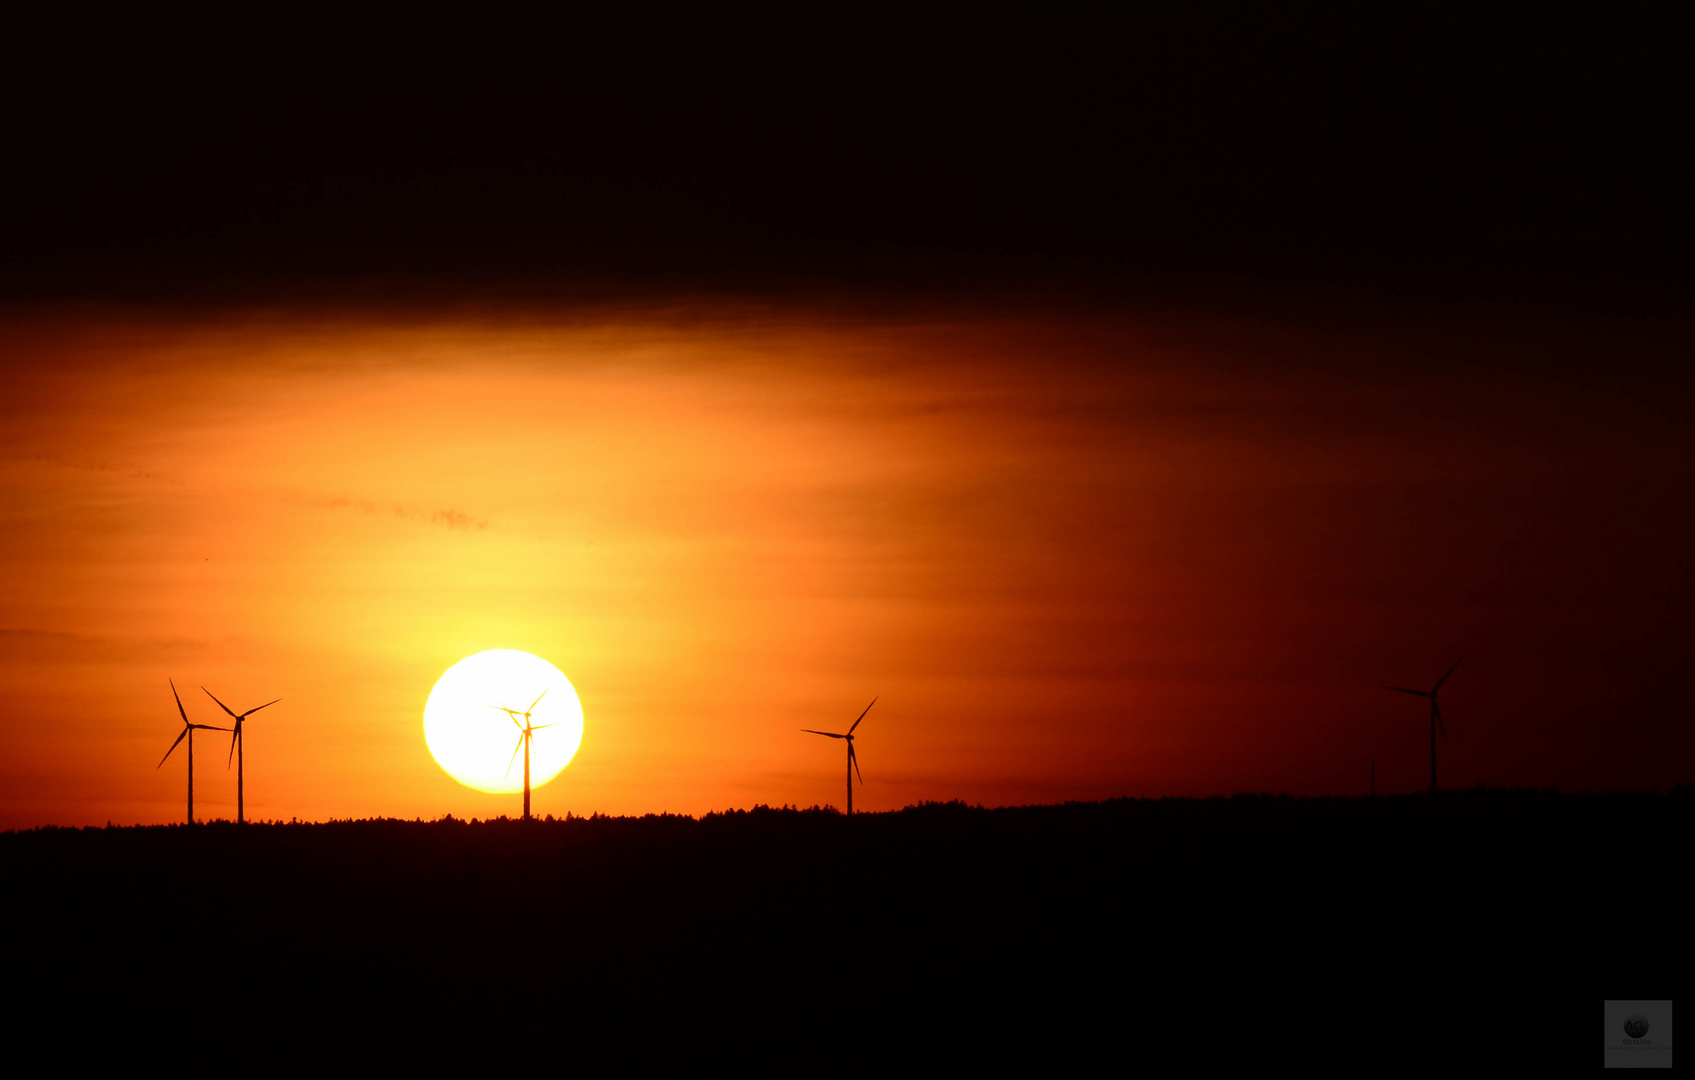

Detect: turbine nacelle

[159,679,229,767]
[204,688,281,767]
[492,687,556,800]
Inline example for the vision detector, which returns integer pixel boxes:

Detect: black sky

[3,6,1689,298]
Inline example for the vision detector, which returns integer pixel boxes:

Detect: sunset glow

[5,15,1686,1073]
[0,298,1688,828]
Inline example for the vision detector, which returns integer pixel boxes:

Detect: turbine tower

[1384,655,1463,794]
[203,688,280,824]
[495,688,555,821]
[157,679,228,824]
[802,697,876,815]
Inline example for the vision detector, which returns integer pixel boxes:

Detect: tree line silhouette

[3,788,1683,1069]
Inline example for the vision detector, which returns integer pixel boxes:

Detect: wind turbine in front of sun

[495,688,556,821]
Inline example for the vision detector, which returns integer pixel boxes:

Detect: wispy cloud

[303,495,491,531]
[0,628,232,663]
[3,452,171,483]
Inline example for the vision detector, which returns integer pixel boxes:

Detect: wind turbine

[495,688,555,821]
[802,697,876,815]
[203,688,280,824]
[157,679,228,824]
[1384,655,1463,794]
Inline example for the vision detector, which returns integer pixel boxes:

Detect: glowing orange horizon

[0,302,1688,828]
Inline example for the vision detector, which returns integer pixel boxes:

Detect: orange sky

[1,293,1689,827]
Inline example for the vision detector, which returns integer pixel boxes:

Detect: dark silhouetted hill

[3,789,1684,1068]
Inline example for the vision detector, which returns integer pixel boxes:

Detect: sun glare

[423,650,584,794]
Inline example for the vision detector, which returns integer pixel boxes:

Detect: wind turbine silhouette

[802,697,876,815]
[1384,655,1463,794]
[494,687,554,821]
[157,679,228,825]
[203,688,280,824]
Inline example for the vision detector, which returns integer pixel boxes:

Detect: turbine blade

[1435,701,1449,744]
[847,697,878,734]
[241,698,281,719]
[1383,686,1430,697]
[850,743,863,784]
[227,723,240,767]
[531,723,557,730]
[171,679,189,724]
[192,724,230,731]
[1434,654,1465,692]
[801,729,846,739]
[203,688,241,720]
[158,727,188,768]
[528,686,551,713]
[505,733,525,779]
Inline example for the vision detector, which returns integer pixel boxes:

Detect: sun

[423,650,584,794]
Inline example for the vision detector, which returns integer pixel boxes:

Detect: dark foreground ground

[3,790,1684,1069]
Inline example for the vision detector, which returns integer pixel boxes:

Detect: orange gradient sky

[0,293,1689,827]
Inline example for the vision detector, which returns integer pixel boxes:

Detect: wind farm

[129,651,1510,827]
[1,6,1688,1066]
[122,647,1514,830]
[8,601,1689,1075]
[131,650,1511,825]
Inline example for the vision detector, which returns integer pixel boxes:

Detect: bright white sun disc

[423,650,584,794]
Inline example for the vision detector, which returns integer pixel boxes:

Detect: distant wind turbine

[495,688,555,821]
[203,688,280,824]
[803,697,876,815]
[1384,655,1463,794]
[157,679,228,825]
